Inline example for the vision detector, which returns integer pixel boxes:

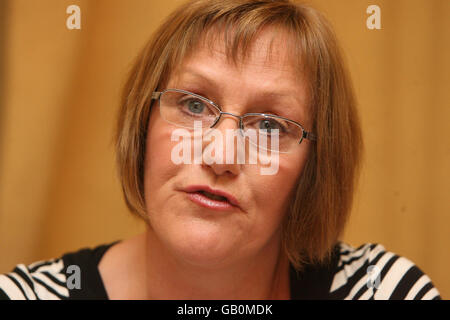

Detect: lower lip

[185,192,237,211]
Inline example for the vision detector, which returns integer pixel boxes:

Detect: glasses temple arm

[302,131,317,142]
[151,92,161,100]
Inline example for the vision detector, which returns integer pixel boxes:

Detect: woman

[0,0,441,300]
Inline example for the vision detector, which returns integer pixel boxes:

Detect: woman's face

[144,28,311,267]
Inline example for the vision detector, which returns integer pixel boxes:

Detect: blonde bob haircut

[115,0,364,271]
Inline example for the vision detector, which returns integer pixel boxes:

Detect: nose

[201,113,244,176]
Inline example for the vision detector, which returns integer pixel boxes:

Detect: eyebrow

[171,69,308,122]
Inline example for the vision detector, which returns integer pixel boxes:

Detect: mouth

[182,185,241,210]
[196,190,229,202]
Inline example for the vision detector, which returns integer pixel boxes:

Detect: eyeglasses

[151,89,317,153]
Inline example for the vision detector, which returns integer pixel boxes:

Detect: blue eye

[259,118,286,133]
[176,94,218,120]
[186,99,205,114]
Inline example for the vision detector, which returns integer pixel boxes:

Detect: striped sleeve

[0,259,69,300]
[329,242,442,300]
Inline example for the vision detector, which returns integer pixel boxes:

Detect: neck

[140,228,291,299]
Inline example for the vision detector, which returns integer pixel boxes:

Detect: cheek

[249,149,308,224]
[275,150,309,200]
[145,130,176,179]
[143,115,182,205]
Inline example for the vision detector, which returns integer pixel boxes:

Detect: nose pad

[209,116,220,128]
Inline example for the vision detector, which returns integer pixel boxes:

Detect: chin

[163,222,239,268]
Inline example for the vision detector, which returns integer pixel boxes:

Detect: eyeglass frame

[151,88,317,146]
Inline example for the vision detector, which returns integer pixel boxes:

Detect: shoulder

[0,241,118,300]
[0,258,68,300]
[328,242,441,300]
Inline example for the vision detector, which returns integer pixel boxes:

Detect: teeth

[199,191,228,202]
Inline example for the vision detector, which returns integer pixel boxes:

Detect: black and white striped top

[0,241,442,300]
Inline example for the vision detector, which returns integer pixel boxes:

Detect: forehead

[172,26,302,80]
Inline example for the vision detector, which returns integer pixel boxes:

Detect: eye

[258,118,288,135]
[180,98,206,114]
[243,115,291,137]
[176,96,219,120]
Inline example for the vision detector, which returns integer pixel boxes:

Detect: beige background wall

[0,0,448,298]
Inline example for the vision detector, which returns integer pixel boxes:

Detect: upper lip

[183,185,240,208]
